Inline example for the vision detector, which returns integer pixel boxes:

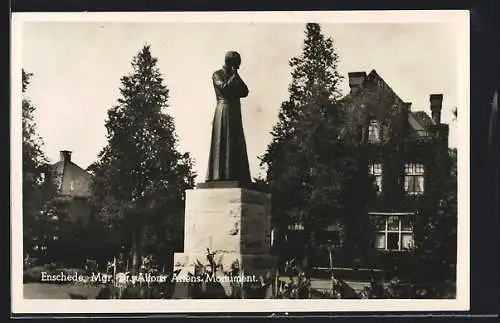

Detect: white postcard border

[11,10,470,314]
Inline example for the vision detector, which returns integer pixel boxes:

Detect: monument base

[172,186,277,298]
[195,180,257,190]
[173,252,277,277]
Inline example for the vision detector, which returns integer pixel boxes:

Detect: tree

[405,102,458,298]
[33,197,82,265]
[22,69,58,260]
[409,146,457,298]
[88,45,195,272]
[261,24,374,273]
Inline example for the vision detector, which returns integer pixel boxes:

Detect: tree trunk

[303,227,315,278]
[328,246,337,293]
[131,228,138,273]
[131,214,142,273]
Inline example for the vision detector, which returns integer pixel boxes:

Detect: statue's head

[224,51,241,69]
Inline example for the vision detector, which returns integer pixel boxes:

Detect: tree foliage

[22,69,58,259]
[261,23,375,271]
[408,147,457,298]
[88,45,195,271]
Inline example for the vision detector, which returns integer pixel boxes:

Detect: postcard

[11,10,470,314]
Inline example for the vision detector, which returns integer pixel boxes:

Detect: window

[288,223,304,231]
[70,180,75,191]
[369,163,383,193]
[404,163,425,195]
[374,215,414,251]
[368,119,380,143]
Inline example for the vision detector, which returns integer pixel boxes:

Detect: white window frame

[369,163,383,193]
[404,163,425,195]
[375,216,414,251]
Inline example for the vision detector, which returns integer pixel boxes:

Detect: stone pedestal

[172,186,277,297]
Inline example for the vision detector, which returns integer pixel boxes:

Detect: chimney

[60,150,72,163]
[348,72,367,94]
[430,94,443,124]
[402,102,411,132]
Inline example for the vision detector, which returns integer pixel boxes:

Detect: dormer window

[368,119,380,143]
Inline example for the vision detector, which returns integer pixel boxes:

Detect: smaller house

[51,150,93,225]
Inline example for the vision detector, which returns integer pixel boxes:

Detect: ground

[23,283,103,299]
[22,264,372,299]
[279,276,370,290]
[23,278,369,299]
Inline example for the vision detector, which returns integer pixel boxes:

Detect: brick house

[50,150,93,225]
[282,70,451,270]
[342,70,449,254]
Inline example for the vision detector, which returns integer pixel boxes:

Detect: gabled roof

[51,159,92,197]
[411,111,435,127]
[408,113,426,132]
[51,160,92,178]
[52,160,64,174]
[365,69,407,106]
[342,69,435,136]
[342,69,407,107]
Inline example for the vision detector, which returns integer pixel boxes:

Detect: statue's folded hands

[205,51,252,184]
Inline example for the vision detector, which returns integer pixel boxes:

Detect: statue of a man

[205,51,251,184]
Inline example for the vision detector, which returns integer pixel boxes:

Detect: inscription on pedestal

[174,187,277,285]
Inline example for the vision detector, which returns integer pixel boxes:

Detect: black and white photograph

[11,11,469,313]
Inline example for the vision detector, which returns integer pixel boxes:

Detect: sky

[20,17,462,183]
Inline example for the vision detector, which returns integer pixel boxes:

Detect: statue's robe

[206,66,251,183]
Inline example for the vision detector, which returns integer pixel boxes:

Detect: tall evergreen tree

[265,23,343,163]
[22,69,58,259]
[88,45,195,271]
[261,24,374,273]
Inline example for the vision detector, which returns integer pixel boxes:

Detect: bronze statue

[204,51,251,185]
